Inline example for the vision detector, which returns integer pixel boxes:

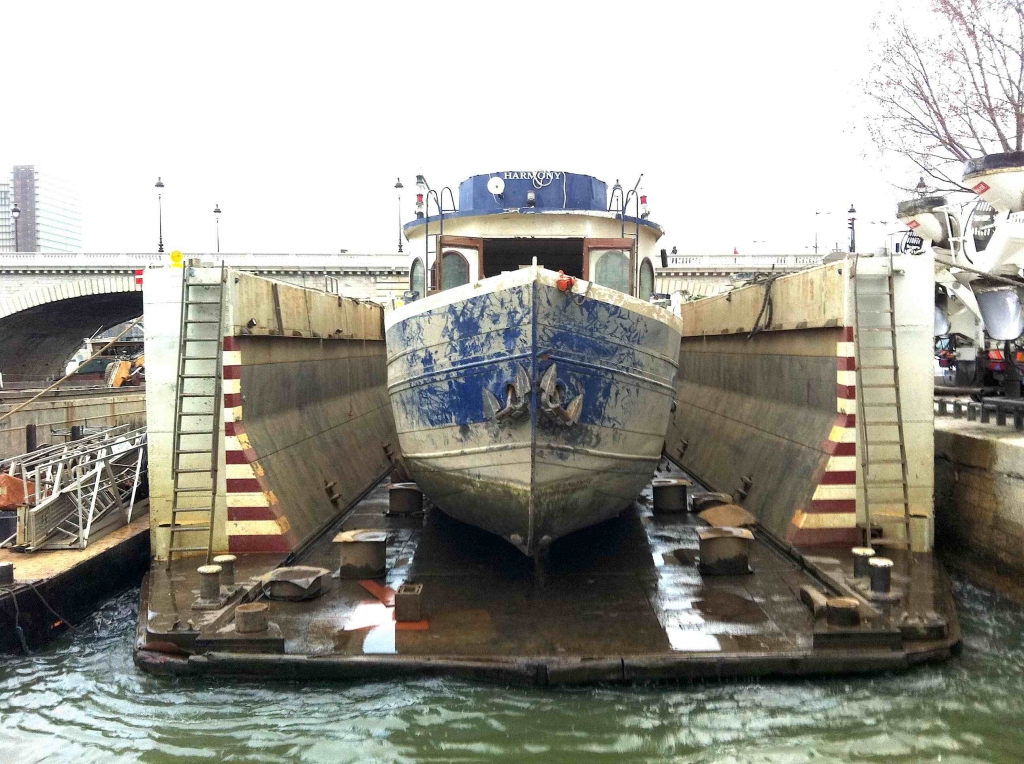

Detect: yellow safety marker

[170,250,184,268]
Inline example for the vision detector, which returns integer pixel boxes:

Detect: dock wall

[935,420,1024,577]
[145,266,396,559]
[0,389,146,459]
[664,255,935,550]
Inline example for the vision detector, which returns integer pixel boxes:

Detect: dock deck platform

[1,513,150,652]
[136,465,959,684]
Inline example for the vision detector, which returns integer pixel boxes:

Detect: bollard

[25,424,37,453]
[388,483,423,515]
[981,404,991,424]
[395,583,424,622]
[968,403,977,421]
[697,527,753,575]
[213,555,236,586]
[0,562,13,586]
[938,400,948,416]
[70,426,84,441]
[333,529,387,578]
[651,478,690,514]
[953,401,963,418]
[997,405,1007,426]
[235,602,270,633]
[852,546,876,578]
[198,564,223,601]
[869,556,893,594]
[825,597,861,627]
[1016,410,1024,431]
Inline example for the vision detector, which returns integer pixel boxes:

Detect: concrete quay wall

[935,419,1024,577]
[664,255,935,550]
[0,389,146,459]
[145,266,397,560]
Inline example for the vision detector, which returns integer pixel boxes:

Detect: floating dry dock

[134,256,958,683]
[135,464,958,683]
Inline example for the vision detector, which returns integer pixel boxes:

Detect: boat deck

[137,465,959,684]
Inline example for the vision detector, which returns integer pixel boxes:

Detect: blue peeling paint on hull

[386,271,681,556]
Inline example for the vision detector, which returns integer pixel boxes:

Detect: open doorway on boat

[481,237,584,278]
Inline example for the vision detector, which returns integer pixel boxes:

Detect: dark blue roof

[460,172,607,212]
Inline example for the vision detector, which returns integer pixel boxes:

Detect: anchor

[538,363,583,425]
[482,363,531,422]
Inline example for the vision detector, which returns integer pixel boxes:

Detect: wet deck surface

[0,513,149,583]
[141,464,959,682]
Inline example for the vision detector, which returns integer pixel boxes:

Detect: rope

[747,273,780,339]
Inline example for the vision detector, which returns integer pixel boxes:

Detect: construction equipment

[166,264,226,569]
[853,252,913,550]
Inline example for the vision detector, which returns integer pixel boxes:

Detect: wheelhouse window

[594,250,630,293]
[441,251,470,290]
[639,258,654,301]
[410,257,425,300]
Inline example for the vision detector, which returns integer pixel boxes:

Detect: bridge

[656,253,826,297]
[0,253,408,382]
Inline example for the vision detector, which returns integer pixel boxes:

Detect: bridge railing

[660,254,824,272]
[0,253,408,271]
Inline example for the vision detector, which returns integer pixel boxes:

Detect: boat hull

[385,267,682,556]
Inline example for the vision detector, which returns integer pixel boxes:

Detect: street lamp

[814,211,832,255]
[155,177,165,253]
[848,204,857,254]
[11,203,20,253]
[213,203,221,253]
[394,178,404,253]
[916,177,928,197]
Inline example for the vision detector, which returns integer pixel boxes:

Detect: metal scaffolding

[0,425,148,550]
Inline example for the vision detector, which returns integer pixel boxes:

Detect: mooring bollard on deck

[333,529,387,578]
[197,564,223,601]
[213,555,236,586]
[235,602,269,634]
[825,597,860,627]
[869,556,894,594]
[697,526,753,575]
[395,583,424,622]
[388,483,423,515]
[852,546,876,578]
[0,562,13,586]
[651,478,690,514]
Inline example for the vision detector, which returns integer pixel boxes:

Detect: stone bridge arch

[0,274,142,383]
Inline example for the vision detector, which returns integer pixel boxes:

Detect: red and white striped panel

[787,327,861,546]
[222,336,290,553]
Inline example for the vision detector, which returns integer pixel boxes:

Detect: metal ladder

[166,263,226,569]
[853,251,912,549]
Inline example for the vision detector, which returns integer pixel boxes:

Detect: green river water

[2,574,1023,763]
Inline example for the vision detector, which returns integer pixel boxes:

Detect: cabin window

[441,251,470,290]
[410,257,425,300]
[639,258,654,301]
[594,250,630,293]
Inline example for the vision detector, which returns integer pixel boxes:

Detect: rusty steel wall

[664,327,852,544]
[223,336,395,553]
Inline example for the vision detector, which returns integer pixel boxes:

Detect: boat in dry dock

[385,171,683,559]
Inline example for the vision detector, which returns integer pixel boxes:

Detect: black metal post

[848,204,857,254]
[25,424,37,453]
[155,177,165,253]
[12,203,20,253]
[214,203,222,253]
[395,178,404,253]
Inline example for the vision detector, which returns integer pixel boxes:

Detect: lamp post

[11,203,20,253]
[395,178,404,253]
[814,211,832,255]
[848,204,857,254]
[155,177,165,253]
[213,203,221,253]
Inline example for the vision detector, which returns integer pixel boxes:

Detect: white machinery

[896,152,1024,387]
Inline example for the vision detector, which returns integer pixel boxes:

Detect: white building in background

[0,166,82,252]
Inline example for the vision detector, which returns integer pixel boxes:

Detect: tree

[866,0,1024,191]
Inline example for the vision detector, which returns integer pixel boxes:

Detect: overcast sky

[1,0,914,256]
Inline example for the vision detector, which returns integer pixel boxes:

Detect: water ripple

[1,576,1023,761]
